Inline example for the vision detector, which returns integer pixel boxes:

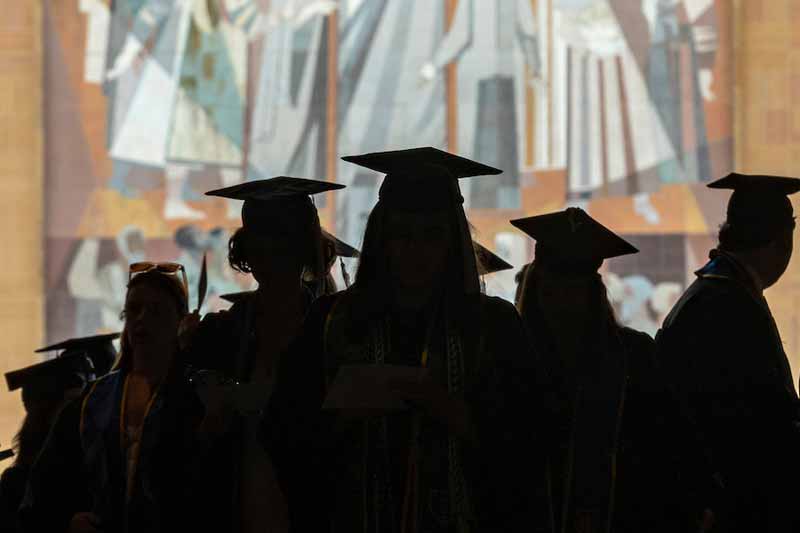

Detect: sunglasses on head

[128,262,189,293]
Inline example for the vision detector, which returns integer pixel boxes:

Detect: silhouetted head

[385,208,455,292]
[518,261,619,336]
[117,268,188,372]
[710,173,800,289]
[512,208,636,335]
[207,177,344,291]
[226,205,322,288]
[344,148,502,305]
[36,332,120,379]
[5,352,92,466]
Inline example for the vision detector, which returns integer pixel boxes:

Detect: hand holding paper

[323,365,427,411]
[390,373,472,435]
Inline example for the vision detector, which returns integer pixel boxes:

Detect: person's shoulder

[477,293,519,318]
[305,291,344,325]
[199,304,242,332]
[665,276,754,327]
[81,370,122,402]
[0,465,25,488]
[619,326,655,349]
[310,291,343,314]
[619,327,656,367]
[189,302,251,361]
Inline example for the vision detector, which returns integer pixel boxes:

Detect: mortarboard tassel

[340,257,351,288]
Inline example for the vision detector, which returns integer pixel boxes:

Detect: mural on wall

[45,0,732,342]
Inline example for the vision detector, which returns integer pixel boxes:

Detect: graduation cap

[322,229,360,258]
[6,352,94,407]
[36,332,120,377]
[206,177,345,229]
[473,241,513,275]
[342,147,502,211]
[510,207,638,274]
[708,173,800,243]
[220,291,255,305]
[708,173,800,195]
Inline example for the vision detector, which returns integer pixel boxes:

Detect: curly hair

[227,202,325,283]
[228,227,252,274]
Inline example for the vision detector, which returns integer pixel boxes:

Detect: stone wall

[0,3,43,447]
[735,0,800,383]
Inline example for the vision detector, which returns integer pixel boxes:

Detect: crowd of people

[0,147,797,533]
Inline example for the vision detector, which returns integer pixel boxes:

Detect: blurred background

[1,0,796,446]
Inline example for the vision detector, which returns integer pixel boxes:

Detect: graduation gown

[540,325,712,533]
[185,292,311,532]
[657,251,800,532]
[19,370,204,533]
[269,289,551,533]
[0,466,27,533]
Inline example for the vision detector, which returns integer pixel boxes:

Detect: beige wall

[735,0,800,383]
[0,3,43,447]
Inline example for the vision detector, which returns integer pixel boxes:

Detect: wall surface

[0,3,43,448]
[3,0,800,442]
[735,0,800,383]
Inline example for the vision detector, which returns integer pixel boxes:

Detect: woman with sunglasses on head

[512,208,716,533]
[20,263,206,533]
[179,177,344,533]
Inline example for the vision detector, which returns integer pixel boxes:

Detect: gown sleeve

[0,466,27,533]
[619,328,718,531]
[466,296,553,533]
[18,398,89,533]
[262,294,339,533]
[657,286,800,528]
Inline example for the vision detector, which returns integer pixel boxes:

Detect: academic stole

[367,314,474,533]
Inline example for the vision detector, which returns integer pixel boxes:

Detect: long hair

[518,261,620,349]
[12,399,65,466]
[353,201,473,309]
[228,199,326,286]
[115,270,189,373]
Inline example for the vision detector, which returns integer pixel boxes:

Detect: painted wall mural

[45,0,732,342]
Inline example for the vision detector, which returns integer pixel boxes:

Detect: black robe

[185,292,314,532]
[269,289,552,533]
[18,370,205,533]
[537,324,713,533]
[657,251,800,532]
[0,465,27,533]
